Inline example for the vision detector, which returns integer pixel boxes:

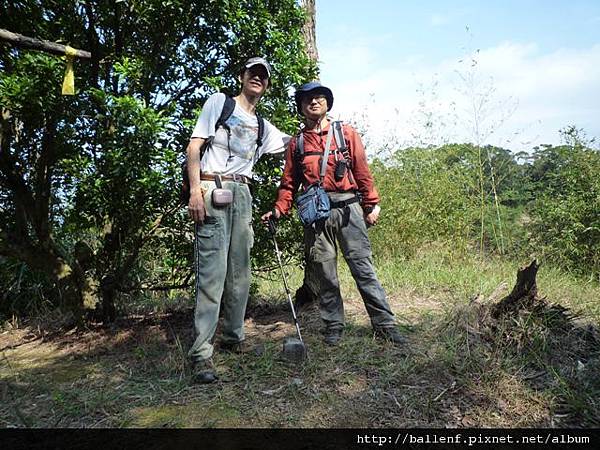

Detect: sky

[315,0,600,153]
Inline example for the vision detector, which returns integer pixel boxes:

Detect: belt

[200,173,252,184]
[330,196,359,209]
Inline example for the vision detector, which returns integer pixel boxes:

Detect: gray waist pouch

[211,174,233,207]
[212,188,233,206]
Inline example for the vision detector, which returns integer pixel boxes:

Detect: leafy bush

[369,146,480,259]
[526,142,600,280]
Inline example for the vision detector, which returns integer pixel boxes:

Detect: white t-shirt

[191,93,287,177]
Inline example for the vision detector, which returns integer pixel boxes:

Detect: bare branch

[0,28,91,59]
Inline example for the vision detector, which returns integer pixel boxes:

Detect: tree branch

[0,28,91,59]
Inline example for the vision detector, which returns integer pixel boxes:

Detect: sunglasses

[246,66,269,80]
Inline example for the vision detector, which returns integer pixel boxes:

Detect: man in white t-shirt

[186,57,288,384]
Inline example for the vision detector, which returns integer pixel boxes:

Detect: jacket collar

[303,118,331,135]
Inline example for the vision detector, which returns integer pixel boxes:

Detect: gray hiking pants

[304,192,396,330]
[188,180,253,363]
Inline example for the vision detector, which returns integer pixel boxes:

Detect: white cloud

[319,39,600,153]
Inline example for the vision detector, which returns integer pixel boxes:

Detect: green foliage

[526,134,600,280]
[369,142,532,259]
[2,1,597,321]
[250,154,306,276]
[0,0,316,319]
[368,135,599,283]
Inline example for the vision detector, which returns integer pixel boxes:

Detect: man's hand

[188,191,207,223]
[261,208,281,225]
[364,204,381,226]
[185,137,206,223]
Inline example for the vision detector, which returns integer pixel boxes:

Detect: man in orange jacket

[262,82,407,346]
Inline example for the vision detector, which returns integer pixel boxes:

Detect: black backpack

[180,96,265,204]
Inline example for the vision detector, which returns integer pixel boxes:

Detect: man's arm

[261,137,299,223]
[259,121,292,160]
[273,138,301,215]
[346,127,381,226]
[186,137,207,223]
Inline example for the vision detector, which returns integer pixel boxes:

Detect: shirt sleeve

[190,93,226,139]
[347,125,380,208]
[274,136,301,215]
[258,120,290,156]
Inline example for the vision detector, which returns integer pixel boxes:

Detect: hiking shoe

[374,327,409,346]
[191,358,218,384]
[323,327,343,346]
[219,340,254,354]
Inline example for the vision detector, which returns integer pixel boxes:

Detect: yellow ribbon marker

[62,45,78,95]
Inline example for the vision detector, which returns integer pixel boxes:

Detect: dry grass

[1,256,599,428]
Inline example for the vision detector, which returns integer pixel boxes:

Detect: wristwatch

[364,205,376,214]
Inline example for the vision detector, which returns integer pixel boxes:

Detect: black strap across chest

[295,122,345,158]
[294,121,354,186]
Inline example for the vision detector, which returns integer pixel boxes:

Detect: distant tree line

[369,128,600,281]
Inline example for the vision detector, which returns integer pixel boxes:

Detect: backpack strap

[216,95,236,132]
[251,112,265,165]
[217,96,263,149]
[332,120,352,166]
[293,131,305,187]
[199,95,236,160]
[332,121,356,185]
[256,113,264,147]
[293,123,334,187]
[320,125,334,182]
[332,121,345,152]
[296,131,304,157]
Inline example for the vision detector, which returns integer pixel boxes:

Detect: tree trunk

[0,102,88,323]
[300,0,319,65]
[100,275,117,323]
[297,0,320,300]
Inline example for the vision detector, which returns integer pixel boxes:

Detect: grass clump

[1,247,599,428]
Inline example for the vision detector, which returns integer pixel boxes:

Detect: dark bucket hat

[294,81,334,115]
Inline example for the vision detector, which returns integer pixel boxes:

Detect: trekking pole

[267,216,303,343]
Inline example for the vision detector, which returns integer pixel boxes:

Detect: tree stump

[492,260,540,318]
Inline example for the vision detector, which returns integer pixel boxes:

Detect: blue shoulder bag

[295,125,334,227]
